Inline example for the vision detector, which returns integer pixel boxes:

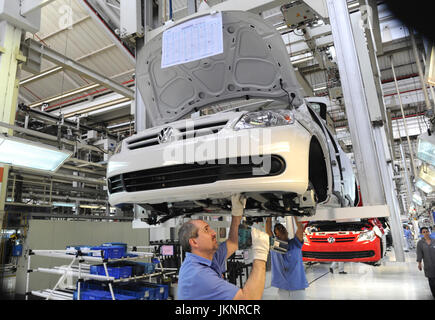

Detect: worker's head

[178,219,218,257]
[421,227,430,238]
[274,223,288,241]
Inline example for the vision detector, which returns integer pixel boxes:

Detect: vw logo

[327,237,335,244]
[158,127,174,144]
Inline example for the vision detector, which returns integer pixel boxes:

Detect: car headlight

[234,110,295,130]
[303,233,309,243]
[357,230,376,242]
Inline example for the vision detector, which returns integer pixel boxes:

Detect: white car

[107,10,358,224]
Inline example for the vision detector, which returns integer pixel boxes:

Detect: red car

[302,218,387,264]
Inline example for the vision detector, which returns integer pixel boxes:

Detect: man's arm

[233,260,266,300]
[265,217,273,237]
[226,194,246,259]
[294,216,304,243]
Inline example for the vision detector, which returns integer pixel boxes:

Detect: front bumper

[107,123,312,206]
[302,237,382,262]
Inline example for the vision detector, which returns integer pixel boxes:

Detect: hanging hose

[169,0,173,21]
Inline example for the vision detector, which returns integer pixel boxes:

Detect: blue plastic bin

[102,242,128,253]
[138,282,168,300]
[114,285,155,300]
[90,265,132,279]
[90,245,125,259]
[12,244,22,257]
[73,289,136,300]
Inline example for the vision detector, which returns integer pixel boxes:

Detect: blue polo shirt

[270,237,309,291]
[177,242,240,300]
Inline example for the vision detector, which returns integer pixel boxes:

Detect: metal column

[0,21,23,235]
[326,0,405,261]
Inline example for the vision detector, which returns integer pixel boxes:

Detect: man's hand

[418,261,422,271]
[231,194,246,217]
[251,228,270,262]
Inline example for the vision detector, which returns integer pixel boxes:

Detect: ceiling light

[0,136,72,172]
[419,163,435,186]
[53,202,76,208]
[412,192,423,206]
[313,86,327,91]
[29,83,101,109]
[417,132,435,166]
[20,67,63,85]
[415,178,433,194]
[64,97,131,118]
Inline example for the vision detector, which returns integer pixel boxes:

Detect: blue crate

[102,242,128,253]
[114,285,155,300]
[12,244,22,257]
[73,289,137,300]
[154,284,169,300]
[138,282,168,300]
[90,245,125,259]
[134,262,155,274]
[90,265,132,279]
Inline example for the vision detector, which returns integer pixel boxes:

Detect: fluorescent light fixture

[0,136,72,172]
[412,192,423,206]
[80,205,105,209]
[53,202,76,208]
[417,132,435,166]
[291,56,315,64]
[29,83,101,109]
[64,97,131,119]
[107,121,135,129]
[419,163,435,186]
[313,86,327,91]
[426,45,435,86]
[20,66,63,85]
[415,178,433,194]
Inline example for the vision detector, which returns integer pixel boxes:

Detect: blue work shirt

[177,242,239,300]
[404,229,412,239]
[270,237,309,291]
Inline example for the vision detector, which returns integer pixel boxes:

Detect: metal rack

[25,246,176,300]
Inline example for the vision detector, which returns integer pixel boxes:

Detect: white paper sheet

[161,12,223,69]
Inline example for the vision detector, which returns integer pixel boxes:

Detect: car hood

[136,10,305,127]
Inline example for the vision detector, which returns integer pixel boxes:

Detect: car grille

[310,236,356,243]
[108,155,285,194]
[126,120,230,150]
[302,251,375,259]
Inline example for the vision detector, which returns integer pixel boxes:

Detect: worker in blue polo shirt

[266,217,309,300]
[177,194,270,300]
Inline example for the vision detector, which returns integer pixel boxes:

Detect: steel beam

[20,0,56,16]
[0,21,23,240]
[326,0,406,261]
[79,0,135,65]
[21,38,134,99]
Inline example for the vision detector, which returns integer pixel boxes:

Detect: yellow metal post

[0,21,23,248]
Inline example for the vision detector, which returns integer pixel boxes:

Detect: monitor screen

[160,245,174,256]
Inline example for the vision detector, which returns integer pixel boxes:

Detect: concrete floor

[262,248,434,300]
